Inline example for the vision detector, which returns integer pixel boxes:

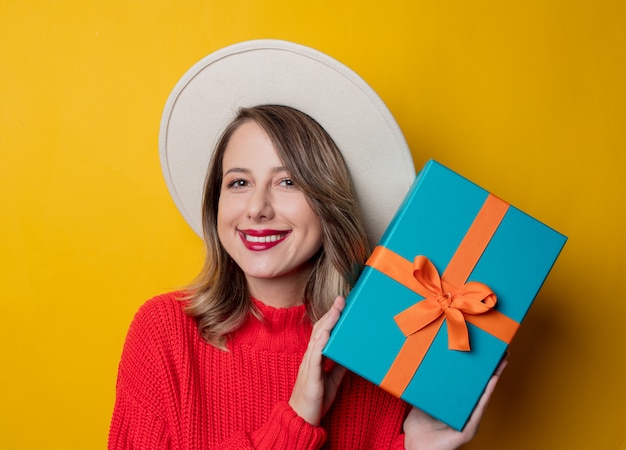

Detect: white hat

[159,39,415,246]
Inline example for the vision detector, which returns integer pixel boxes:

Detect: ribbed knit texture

[109,292,410,449]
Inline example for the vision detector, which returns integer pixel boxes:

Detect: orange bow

[395,255,497,351]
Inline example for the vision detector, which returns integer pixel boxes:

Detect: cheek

[217,195,236,223]
[216,200,233,242]
[305,213,324,248]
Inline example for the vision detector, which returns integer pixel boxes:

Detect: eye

[226,178,249,189]
[278,178,297,188]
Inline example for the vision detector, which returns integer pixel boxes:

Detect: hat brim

[159,39,415,245]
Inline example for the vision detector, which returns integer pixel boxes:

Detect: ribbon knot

[437,292,452,309]
[393,255,497,352]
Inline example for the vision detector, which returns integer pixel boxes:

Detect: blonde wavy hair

[184,105,369,349]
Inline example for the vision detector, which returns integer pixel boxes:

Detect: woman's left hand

[289,296,348,426]
[403,359,507,450]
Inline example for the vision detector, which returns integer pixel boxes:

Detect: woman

[109,104,502,449]
[110,40,506,448]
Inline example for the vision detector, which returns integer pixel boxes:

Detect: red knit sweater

[109,292,410,449]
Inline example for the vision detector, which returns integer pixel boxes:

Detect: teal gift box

[323,160,567,431]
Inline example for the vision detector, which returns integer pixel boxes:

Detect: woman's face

[217,120,323,296]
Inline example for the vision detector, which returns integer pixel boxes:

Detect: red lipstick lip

[241,229,286,237]
[238,229,291,251]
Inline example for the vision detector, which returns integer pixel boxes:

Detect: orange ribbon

[396,255,497,352]
[370,194,520,398]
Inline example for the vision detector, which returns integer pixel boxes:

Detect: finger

[300,297,346,389]
[494,355,509,377]
[311,296,345,340]
[301,297,348,382]
[462,371,502,438]
[471,356,508,418]
[323,296,346,329]
[302,297,345,375]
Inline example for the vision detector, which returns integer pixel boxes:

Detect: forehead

[222,120,282,168]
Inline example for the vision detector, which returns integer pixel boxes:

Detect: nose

[247,187,274,221]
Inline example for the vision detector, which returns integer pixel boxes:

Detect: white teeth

[245,233,286,243]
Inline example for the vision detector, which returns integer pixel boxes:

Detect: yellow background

[1,1,624,448]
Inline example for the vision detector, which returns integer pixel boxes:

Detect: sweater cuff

[251,401,327,449]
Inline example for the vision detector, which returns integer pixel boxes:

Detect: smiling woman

[108,40,498,449]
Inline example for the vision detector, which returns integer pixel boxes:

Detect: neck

[245,270,309,308]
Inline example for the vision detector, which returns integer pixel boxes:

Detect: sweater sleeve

[108,387,171,449]
[214,402,327,450]
[108,299,172,449]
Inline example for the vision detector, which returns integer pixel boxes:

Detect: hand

[403,358,508,450]
[289,296,348,426]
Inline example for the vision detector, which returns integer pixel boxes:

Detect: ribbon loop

[394,297,446,337]
[394,255,498,352]
[412,255,444,296]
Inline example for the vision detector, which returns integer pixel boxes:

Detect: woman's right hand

[288,296,348,426]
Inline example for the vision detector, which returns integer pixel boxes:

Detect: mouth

[238,229,290,250]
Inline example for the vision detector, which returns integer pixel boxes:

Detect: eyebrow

[223,166,289,176]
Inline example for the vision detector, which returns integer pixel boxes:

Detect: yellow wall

[1,1,624,448]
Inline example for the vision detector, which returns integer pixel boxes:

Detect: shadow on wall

[488,278,580,435]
